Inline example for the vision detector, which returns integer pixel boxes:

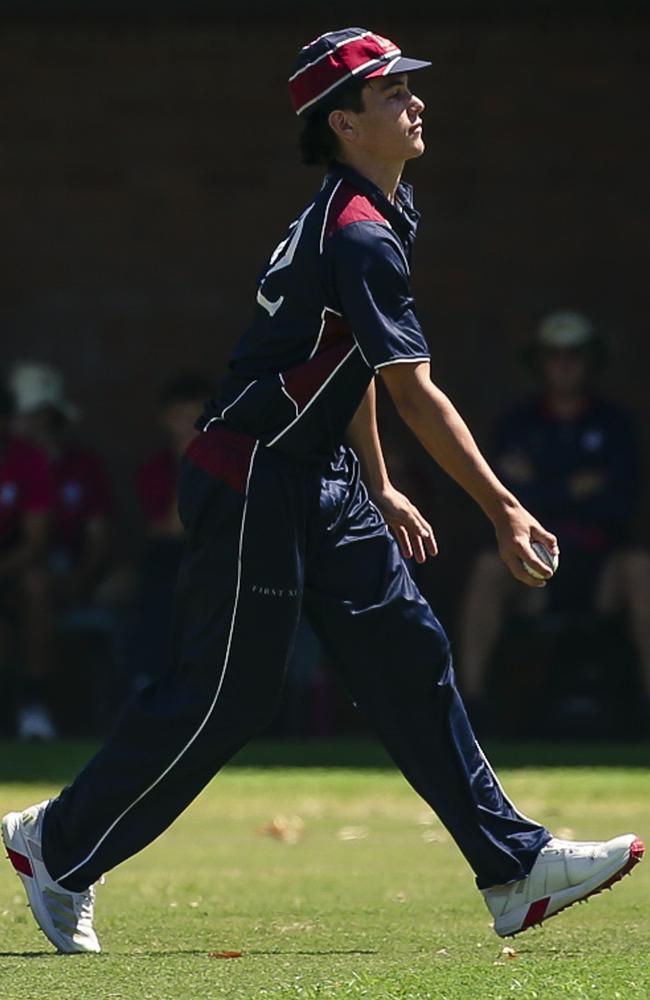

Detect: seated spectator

[128,374,214,689]
[458,311,650,725]
[0,379,55,740]
[10,363,114,613]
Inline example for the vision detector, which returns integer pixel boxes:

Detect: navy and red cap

[289,27,431,117]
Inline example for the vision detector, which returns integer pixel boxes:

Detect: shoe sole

[1,811,100,954]
[496,837,645,937]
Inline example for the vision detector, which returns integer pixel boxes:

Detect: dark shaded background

[2,5,648,625]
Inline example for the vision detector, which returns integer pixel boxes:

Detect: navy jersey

[200,164,430,459]
[494,397,641,550]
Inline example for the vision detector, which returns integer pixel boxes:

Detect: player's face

[16,404,64,444]
[353,74,425,163]
[540,347,590,395]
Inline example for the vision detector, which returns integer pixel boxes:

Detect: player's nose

[409,92,425,114]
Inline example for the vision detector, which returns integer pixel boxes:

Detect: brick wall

[2,16,648,612]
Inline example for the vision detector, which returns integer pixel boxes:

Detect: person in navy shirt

[458,311,650,718]
[4,28,643,955]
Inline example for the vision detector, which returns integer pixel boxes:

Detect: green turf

[0,742,648,999]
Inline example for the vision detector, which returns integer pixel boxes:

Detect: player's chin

[405,135,425,159]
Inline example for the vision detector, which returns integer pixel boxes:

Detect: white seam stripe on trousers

[474,738,539,827]
[57,441,261,884]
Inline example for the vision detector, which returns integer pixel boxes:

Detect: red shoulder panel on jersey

[323,181,388,242]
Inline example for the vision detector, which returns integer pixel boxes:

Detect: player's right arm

[346,380,437,563]
[328,219,557,584]
[380,360,558,586]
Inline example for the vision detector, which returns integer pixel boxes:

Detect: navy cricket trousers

[42,425,549,891]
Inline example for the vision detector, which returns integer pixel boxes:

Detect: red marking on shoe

[510,837,645,937]
[598,838,644,891]
[522,896,550,929]
[7,848,33,878]
[630,838,645,862]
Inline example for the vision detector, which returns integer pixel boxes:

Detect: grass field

[0,741,648,999]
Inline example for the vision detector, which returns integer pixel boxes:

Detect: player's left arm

[380,360,558,585]
[346,380,437,563]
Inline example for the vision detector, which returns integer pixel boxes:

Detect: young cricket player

[3,28,642,954]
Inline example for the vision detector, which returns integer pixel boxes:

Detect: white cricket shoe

[483,834,644,937]
[2,800,101,954]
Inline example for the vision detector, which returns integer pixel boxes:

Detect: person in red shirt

[129,374,214,689]
[0,380,55,740]
[10,364,114,611]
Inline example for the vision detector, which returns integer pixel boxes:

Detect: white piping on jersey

[265,344,358,448]
[278,373,300,417]
[374,355,430,371]
[289,30,374,82]
[202,415,221,432]
[319,179,343,255]
[308,310,327,361]
[308,306,343,361]
[319,171,404,279]
[56,442,261,885]
[351,331,373,369]
[220,379,257,419]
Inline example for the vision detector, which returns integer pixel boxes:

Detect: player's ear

[328,109,358,145]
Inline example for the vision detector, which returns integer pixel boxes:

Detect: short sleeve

[327,221,430,371]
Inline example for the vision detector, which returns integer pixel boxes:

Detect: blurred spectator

[128,373,214,689]
[0,378,55,740]
[10,363,114,611]
[458,311,650,725]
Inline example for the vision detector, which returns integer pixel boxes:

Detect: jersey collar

[328,163,420,239]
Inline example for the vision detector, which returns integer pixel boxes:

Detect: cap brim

[365,56,431,78]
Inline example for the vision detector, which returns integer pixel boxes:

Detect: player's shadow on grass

[246,949,379,956]
[0,948,379,959]
[126,948,380,957]
[0,951,59,958]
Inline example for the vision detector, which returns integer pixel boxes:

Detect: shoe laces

[72,876,104,927]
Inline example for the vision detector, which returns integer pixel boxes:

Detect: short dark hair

[299,77,367,167]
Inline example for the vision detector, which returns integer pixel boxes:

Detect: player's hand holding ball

[493,502,559,587]
[521,539,560,580]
